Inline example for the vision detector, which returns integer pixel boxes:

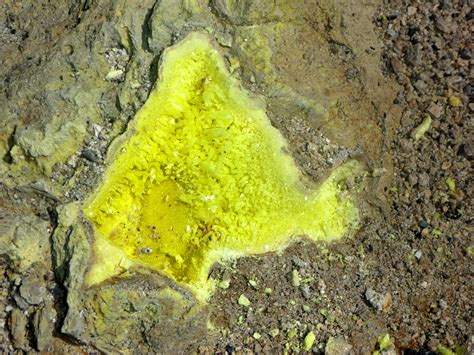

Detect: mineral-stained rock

[33,300,56,351]
[13,116,87,175]
[325,336,354,355]
[52,204,91,339]
[53,203,209,352]
[148,0,210,54]
[0,213,50,273]
[51,203,83,283]
[9,307,29,350]
[19,272,47,306]
[65,270,208,352]
[102,275,206,352]
[365,288,393,312]
[12,293,29,311]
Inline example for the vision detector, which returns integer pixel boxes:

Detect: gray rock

[13,115,87,175]
[467,335,474,354]
[57,227,91,339]
[292,256,308,268]
[300,284,311,299]
[414,80,428,92]
[407,6,417,16]
[435,18,448,32]
[365,288,392,312]
[459,48,472,60]
[460,140,474,159]
[24,180,61,202]
[435,18,456,33]
[325,337,353,355]
[71,272,208,353]
[33,301,56,351]
[0,214,50,273]
[418,172,430,187]
[428,103,444,118]
[82,149,100,162]
[13,293,30,310]
[408,174,418,187]
[415,250,423,260]
[215,31,233,47]
[405,45,421,66]
[51,205,91,341]
[148,0,208,53]
[9,308,29,350]
[439,299,448,310]
[386,27,397,38]
[20,273,47,305]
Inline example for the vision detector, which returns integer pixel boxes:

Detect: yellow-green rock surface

[84,32,360,298]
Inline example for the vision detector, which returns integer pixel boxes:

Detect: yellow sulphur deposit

[84,32,361,299]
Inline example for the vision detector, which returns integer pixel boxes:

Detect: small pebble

[318,279,326,295]
[304,331,316,351]
[238,294,251,307]
[407,6,417,16]
[412,115,432,140]
[269,328,279,338]
[428,103,443,119]
[365,288,392,312]
[439,299,448,310]
[292,269,301,287]
[448,95,462,107]
[325,337,353,355]
[82,149,100,162]
[218,279,230,289]
[459,48,472,60]
[300,284,311,299]
[415,250,423,260]
[248,279,257,288]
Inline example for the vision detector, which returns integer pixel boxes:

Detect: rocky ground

[0,0,472,353]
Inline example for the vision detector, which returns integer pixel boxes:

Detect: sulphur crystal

[84,32,361,299]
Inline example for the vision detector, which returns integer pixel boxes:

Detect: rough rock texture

[0,0,470,353]
[0,214,50,273]
[74,273,208,353]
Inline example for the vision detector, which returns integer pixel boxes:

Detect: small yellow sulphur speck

[84,32,362,300]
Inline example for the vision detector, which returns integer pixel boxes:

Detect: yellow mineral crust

[84,32,361,299]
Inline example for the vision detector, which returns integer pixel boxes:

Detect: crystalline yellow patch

[84,32,361,299]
